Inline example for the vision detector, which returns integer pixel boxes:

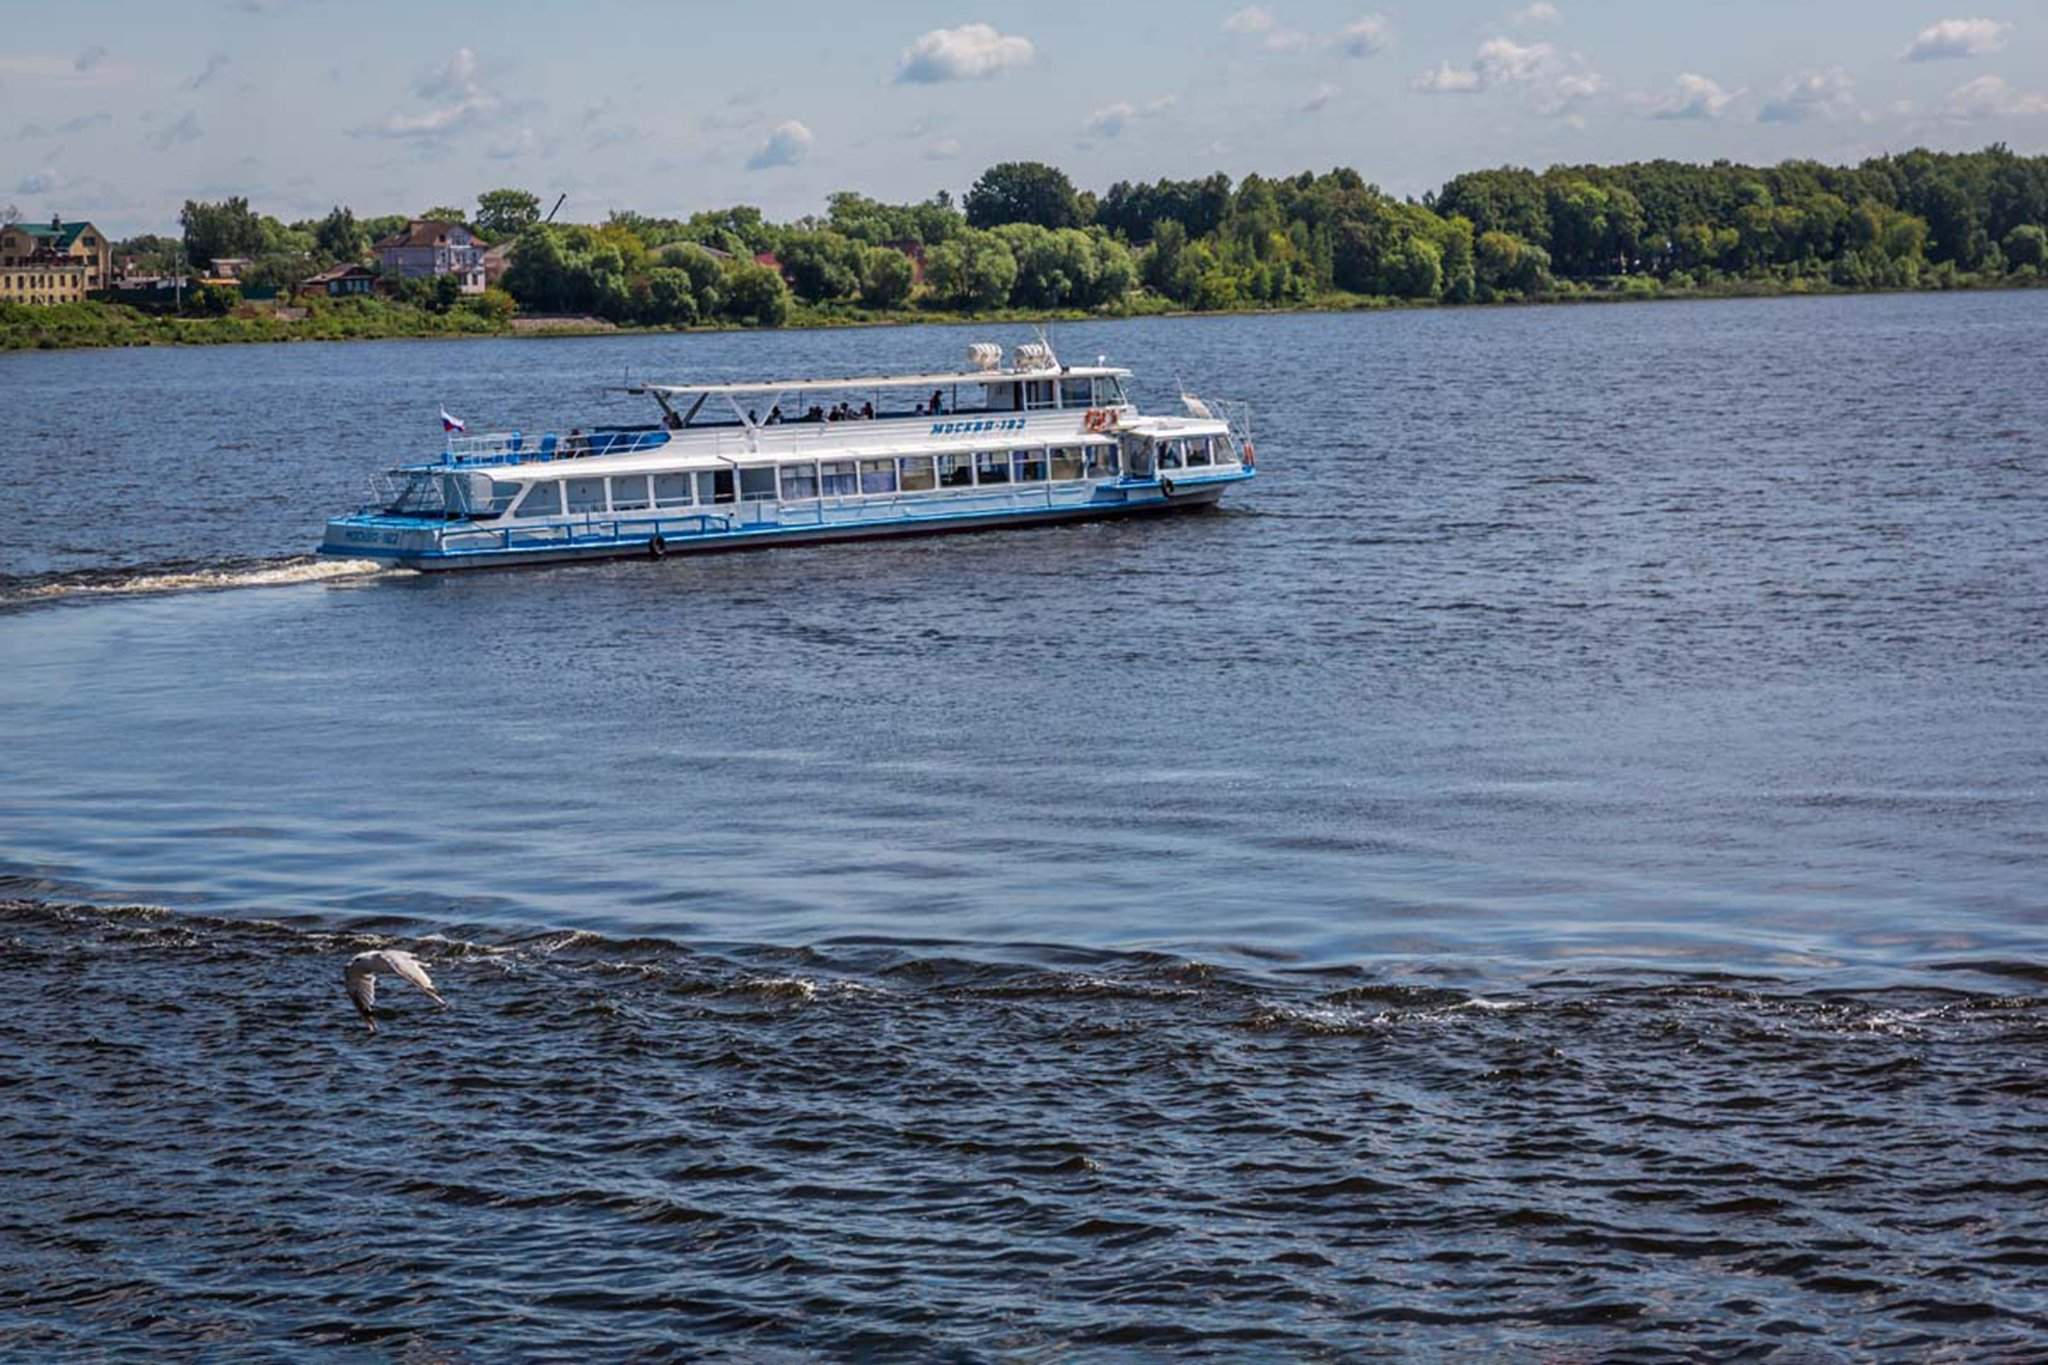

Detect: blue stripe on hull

[322,480,1241,572]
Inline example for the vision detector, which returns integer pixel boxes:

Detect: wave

[4,894,2039,1037]
[0,554,395,607]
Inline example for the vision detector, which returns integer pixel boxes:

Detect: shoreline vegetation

[6,146,2044,353]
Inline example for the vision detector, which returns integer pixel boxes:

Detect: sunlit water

[3,295,2045,1358]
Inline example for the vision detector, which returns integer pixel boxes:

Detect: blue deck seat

[538,434,558,460]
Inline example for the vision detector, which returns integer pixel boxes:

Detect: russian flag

[440,408,467,434]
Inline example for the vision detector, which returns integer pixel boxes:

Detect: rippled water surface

[3,295,2045,1358]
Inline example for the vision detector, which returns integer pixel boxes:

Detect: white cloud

[923,136,962,161]
[363,47,501,141]
[1222,6,1321,52]
[186,51,230,91]
[1415,36,1600,113]
[894,24,1034,84]
[745,119,812,170]
[1759,68,1855,123]
[1300,82,1339,113]
[1081,95,1175,138]
[1412,60,1482,93]
[1943,74,2048,119]
[17,168,66,195]
[74,45,108,73]
[1513,2,1561,24]
[1084,101,1137,137]
[1635,72,1741,121]
[1903,18,2012,62]
[1476,37,1553,83]
[1342,15,1392,57]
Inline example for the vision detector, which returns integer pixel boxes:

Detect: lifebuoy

[1160,478,1176,498]
[648,533,667,558]
[1243,442,1255,468]
[1084,409,1106,432]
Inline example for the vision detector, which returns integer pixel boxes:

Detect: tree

[721,261,789,325]
[642,268,700,326]
[859,247,916,309]
[2002,223,2046,271]
[420,206,469,224]
[924,229,1018,310]
[475,188,541,238]
[964,162,1084,230]
[777,230,863,303]
[314,206,363,263]
[180,197,264,270]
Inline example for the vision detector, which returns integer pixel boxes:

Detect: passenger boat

[319,339,1255,570]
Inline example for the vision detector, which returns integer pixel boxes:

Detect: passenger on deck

[861,401,875,420]
[662,410,683,431]
[807,405,825,422]
[565,427,589,458]
[929,390,945,414]
[748,408,759,425]
[766,405,783,425]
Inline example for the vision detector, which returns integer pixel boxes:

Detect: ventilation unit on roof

[967,342,1003,372]
[1013,342,1055,371]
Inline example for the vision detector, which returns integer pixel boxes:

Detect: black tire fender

[648,533,667,559]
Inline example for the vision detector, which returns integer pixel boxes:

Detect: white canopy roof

[627,365,1130,399]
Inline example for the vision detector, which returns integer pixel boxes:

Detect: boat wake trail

[0,555,396,607]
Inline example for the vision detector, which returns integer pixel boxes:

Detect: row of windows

[510,444,1162,518]
[3,274,84,290]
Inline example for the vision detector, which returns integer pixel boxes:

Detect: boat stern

[320,514,447,565]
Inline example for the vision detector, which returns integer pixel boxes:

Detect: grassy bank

[4,268,2039,353]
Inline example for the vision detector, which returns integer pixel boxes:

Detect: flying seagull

[344,949,446,1033]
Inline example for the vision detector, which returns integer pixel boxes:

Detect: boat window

[487,480,523,513]
[1050,447,1085,480]
[1095,376,1128,407]
[1059,378,1092,408]
[697,469,735,505]
[1212,438,1236,466]
[514,481,563,518]
[779,463,819,501]
[739,467,778,502]
[974,451,1010,485]
[1085,443,1120,477]
[565,477,606,513]
[1187,438,1214,467]
[611,475,652,511]
[653,473,693,508]
[1158,440,1185,470]
[1024,380,1057,410]
[1012,448,1048,482]
[900,456,937,492]
[937,454,974,489]
[1125,437,1154,477]
[819,460,858,497]
[859,458,897,494]
[981,382,1019,412]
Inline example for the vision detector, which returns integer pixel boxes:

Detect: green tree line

[102,144,2048,339]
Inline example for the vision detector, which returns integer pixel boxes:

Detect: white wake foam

[9,556,396,604]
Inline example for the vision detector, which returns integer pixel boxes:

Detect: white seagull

[344,949,447,1033]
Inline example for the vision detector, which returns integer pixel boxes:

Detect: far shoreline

[3,275,2041,355]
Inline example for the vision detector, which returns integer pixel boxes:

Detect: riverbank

[4,270,2039,352]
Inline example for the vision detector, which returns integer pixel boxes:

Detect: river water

[3,295,2045,1359]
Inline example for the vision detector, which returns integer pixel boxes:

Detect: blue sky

[4,2,2046,236]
